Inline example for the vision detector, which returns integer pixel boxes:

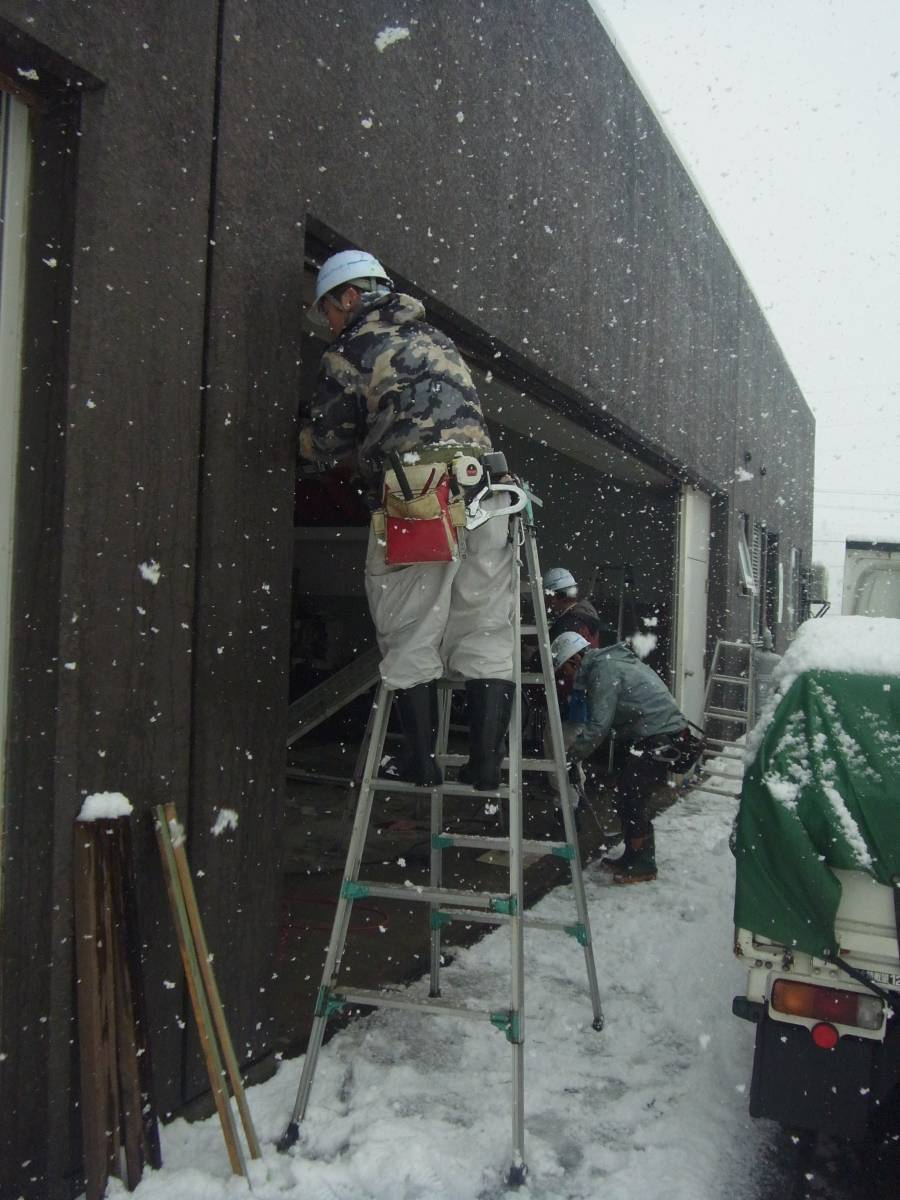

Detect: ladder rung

[689,783,743,798]
[703,745,743,758]
[705,707,749,721]
[434,908,583,935]
[334,987,494,1022]
[710,675,750,686]
[437,754,558,774]
[353,881,512,910]
[437,833,570,857]
[702,768,744,780]
[370,778,509,799]
[521,624,538,635]
[520,672,549,686]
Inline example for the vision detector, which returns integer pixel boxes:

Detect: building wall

[1,7,227,1196]
[0,2,812,1195]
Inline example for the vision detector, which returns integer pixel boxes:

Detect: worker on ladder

[298,248,515,791]
[551,627,693,884]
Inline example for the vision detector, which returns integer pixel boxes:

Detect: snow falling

[100,781,780,1200]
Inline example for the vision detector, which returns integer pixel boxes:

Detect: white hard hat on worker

[551,631,590,672]
[543,567,577,597]
[309,249,393,336]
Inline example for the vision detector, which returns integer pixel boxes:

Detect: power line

[815,500,900,508]
[815,488,900,498]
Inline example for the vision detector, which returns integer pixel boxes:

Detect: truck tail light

[771,979,884,1031]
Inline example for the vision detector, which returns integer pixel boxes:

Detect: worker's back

[317,292,491,484]
[577,642,685,742]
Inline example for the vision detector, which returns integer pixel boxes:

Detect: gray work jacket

[569,643,687,760]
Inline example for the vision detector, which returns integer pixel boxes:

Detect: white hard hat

[313,249,393,306]
[543,566,577,596]
[551,631,590,670]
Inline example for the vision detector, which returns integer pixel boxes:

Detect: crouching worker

[298,248,515,790]
[550,628,691,884]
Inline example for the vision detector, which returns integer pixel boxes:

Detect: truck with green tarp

[732,616,900,1138]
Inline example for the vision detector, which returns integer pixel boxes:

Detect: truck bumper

[748,1013,899,1139]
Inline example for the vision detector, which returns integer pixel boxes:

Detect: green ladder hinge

[490,1009,523,1043]
[430,910,453,931]
[552,844,576,861]
[341,880,370,900]
[564,923,589,947]
[490,895,518,916]
[431,834,454,850]
[314,985,347,1020]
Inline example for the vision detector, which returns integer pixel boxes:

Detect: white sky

[590,0,900,597]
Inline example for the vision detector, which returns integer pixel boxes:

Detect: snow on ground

[104,779,777,1200]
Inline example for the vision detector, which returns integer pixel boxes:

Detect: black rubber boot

[393,683,443,787]
[459,679,515,792]
[598,840,634,873]
[613,829,657,884]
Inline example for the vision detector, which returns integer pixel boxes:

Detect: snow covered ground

[103,778,779,1200]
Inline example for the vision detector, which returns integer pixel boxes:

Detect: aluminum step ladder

[278,509,604,1186]
[694,639,754,798]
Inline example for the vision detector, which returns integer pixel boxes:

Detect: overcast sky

[590,0,900,585]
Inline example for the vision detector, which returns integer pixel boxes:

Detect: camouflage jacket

[299,293,492,488]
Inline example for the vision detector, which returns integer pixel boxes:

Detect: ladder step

[705,707,749,721]
[710,674,750,686]
[438,753,557,774]
[436,833,572,858]
[521,624,538,635]
[433,908,585,936]
[370,778,509,799]
[521,758,558,773]
[690,783,743,798]
[702,768,744,780]
[520,672,550,686]
[351,881,515,911]
[334,987,495,1023]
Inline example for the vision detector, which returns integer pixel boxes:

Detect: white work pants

[365,495,516,690]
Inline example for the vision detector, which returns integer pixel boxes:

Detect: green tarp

[733,669,900,959]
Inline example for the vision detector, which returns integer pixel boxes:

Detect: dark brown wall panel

[0,5,219,1195]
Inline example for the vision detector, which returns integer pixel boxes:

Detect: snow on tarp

[734,617,900,959]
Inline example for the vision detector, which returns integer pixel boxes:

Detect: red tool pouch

[382,470,459,565]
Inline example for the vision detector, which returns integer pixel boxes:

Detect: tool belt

[371,463,467,565]
[641,727,704,771]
